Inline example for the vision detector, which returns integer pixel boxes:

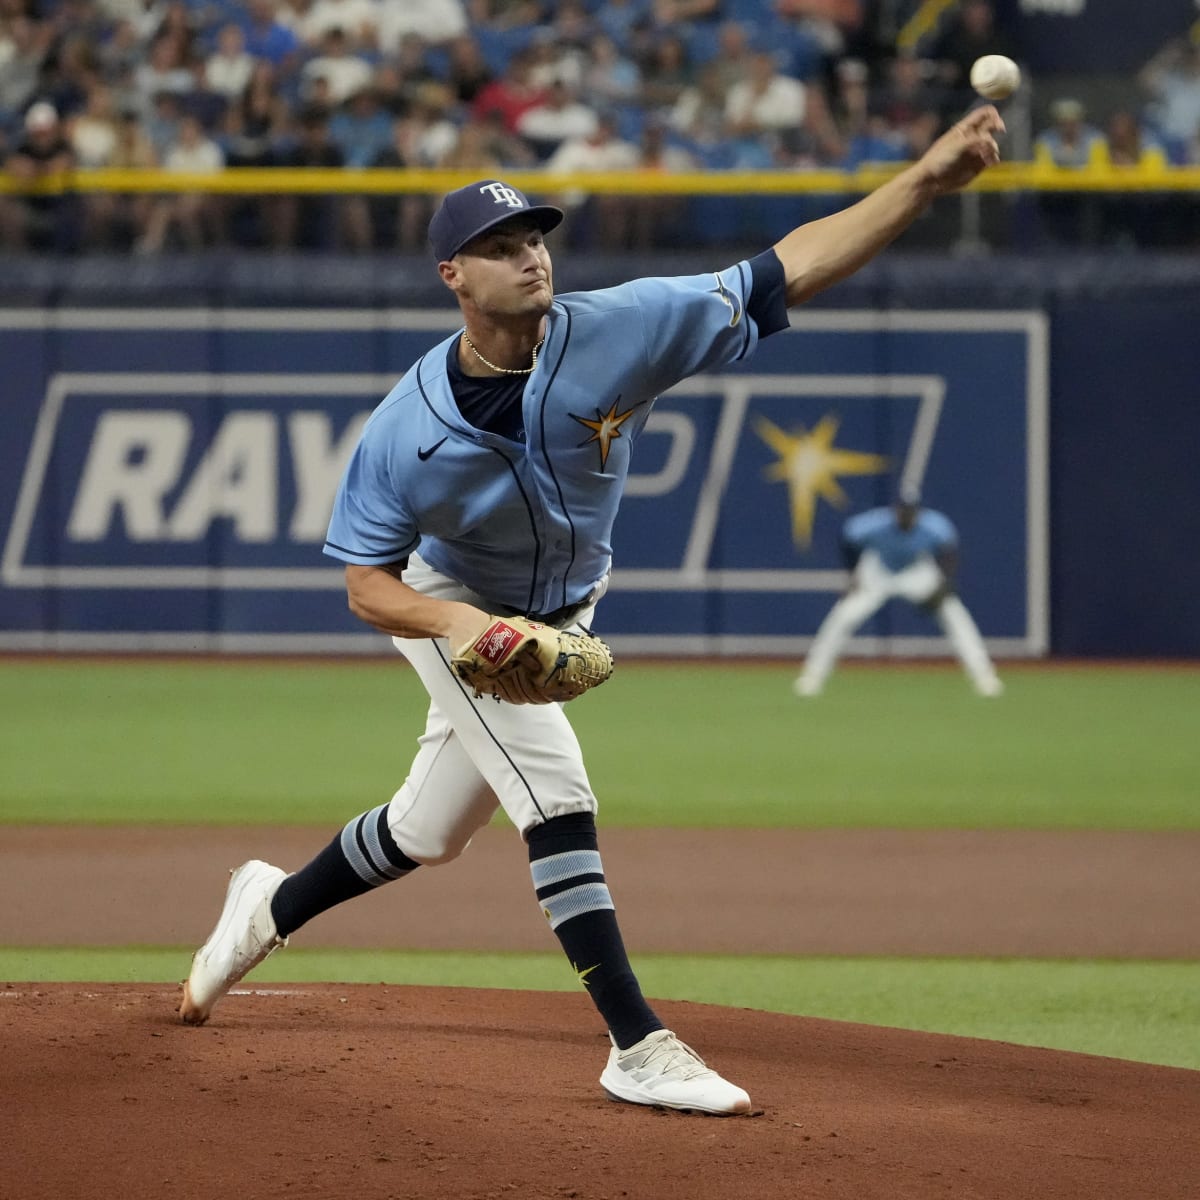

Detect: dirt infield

[5,985,1198,1200]
[4,824,1199,1199]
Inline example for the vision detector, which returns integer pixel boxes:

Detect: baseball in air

[970,55,1021,100]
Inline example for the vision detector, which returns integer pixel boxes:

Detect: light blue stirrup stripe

[531,850,613,931]
[530,849,603,888]
[539,882,615,931]
[340,804,414,887]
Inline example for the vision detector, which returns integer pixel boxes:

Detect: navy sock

[270,803,419,938]
[527,812,663,1051]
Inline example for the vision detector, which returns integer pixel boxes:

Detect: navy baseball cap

[428,180,563,262]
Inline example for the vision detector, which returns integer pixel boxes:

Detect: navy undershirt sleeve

[746,248,790,339]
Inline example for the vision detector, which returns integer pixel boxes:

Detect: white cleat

[976,676,1005,697]
[179,860,288,1025]
[599,1029,752,1116]
[793,676,822,698]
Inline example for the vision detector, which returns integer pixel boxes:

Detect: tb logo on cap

[479,182,525,209]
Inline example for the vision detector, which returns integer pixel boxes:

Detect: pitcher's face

[440,217,554,319]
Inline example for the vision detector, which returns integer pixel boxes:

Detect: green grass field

[3,658,1197,1069]
[1,659,1196,827]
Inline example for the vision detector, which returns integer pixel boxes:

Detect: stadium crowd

[1,0,1197,254]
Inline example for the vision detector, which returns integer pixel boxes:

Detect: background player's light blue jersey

[324,263,768,616]
[843,507,958,573]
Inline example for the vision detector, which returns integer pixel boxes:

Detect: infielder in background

[180,105,1007,1115]
[795,487,1004,697]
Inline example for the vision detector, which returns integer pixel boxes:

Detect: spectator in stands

[0,16,48,119]
[0,100,79,252]
[299,0,378,50]
[723,50,807,138]
[1102,109,1167,168]
[391,32,443,105]
[473,107,541,167]
[132,31,195,114]
[152,2,201,61]
[69,81,122,169]
[323,84,387,250]
[37,30,98,121]
[535,2,593,90]
[1034,97,1103,168]
[237,0,302,72]
[443,34,494,106]
[301,27,373,106]
[204,23,255,102]
[218,63,291,247]
[667,59,730,160]
[471,45,549,134]
[276,0,316,34]
[135,111,224,253]
[708,20,755,94]
[596,0,652,49]
[364,111,417,249]
[1097,109,1171,249]
[224,63,291,167]
[872,48,944,157]
[85,108,158,249]
[329,85,392,165]
[143,89,185,160]
[925,0,1015,113]
[272,105,346,249]
[1034,98,1104,246]
[399,82,461,164]
[1138,36,1200,164]
[436,115,504,172]
[97,17,145,84]
[441,34,492,106]
[376,0,468,53]
[625,115,696,249]
[829,55,901,166]
[774,0,865,69]
[724,48,840,164]
[515,78,599,160]
[636,32,692,119]
[543,107,640,249]
[582,33,641,112]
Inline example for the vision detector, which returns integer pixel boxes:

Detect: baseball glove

[451,615,614,705]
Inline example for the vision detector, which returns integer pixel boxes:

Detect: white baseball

[970,55,1021,101]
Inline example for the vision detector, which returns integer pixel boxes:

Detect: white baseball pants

[383,555,603,865]
[797,550,1002,695]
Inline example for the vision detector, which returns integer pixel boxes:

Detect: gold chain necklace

[462,332,544,375]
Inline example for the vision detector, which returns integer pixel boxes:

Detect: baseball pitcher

[181,106,1007,1115]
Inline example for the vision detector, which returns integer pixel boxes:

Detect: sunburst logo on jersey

[572,396,644,470]
[754,412,890,547]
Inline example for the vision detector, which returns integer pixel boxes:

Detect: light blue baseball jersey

[842,507,958,573]
[324,263,774,616]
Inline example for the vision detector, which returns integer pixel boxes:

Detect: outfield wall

[1,252,1196,657]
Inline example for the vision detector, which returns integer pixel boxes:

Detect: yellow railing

[2,163,1199,197]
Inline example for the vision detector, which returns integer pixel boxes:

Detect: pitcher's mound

[5,983,1196,1199]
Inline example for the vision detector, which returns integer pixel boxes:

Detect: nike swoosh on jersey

[417,437,448,461]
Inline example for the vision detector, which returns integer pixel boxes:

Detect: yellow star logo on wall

[754,412,890,547]
[572,397,643,470]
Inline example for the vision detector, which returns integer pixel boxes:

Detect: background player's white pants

[798,551,1001,695]
[384,555,604,864]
